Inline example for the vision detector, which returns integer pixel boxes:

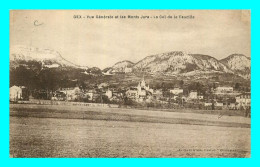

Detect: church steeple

[141,75,146,88]
[137,82,141,92]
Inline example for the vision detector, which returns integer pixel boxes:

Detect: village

[9,76,251,114]
[9,10,252,158]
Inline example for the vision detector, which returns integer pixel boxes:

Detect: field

[10,104,251,158]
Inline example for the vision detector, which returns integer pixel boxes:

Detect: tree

[235,82,240,90]
[179,80,184,88]
[212,83,216,90]
[102,95,110,104]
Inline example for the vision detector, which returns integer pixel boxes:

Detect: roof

[172,88,182,90]
[236,92,251,97]
[216,86,233,89]
[190,91,197,93]
[60,87,80,91]
[10,85,22,90]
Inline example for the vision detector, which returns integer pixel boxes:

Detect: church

[126,77,153,101]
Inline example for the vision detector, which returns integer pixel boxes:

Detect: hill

[220,54,251,79]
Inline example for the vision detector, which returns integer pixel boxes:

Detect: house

[105,89,113,99]
[126,88,139,99]
[215,102,224,107]
[10,85,22,101]
[189,91,197,99]
[236,92,251,108]
[215,102,224,109]
[198,95,204,100]
[112,90,122,99]
[98,83,109,89]
[228,103,237,110]
[85,90,95,101]
[204,102,212,107]
[51,91,66,101]
[170,88,183,95]
[60,87,81,101]
[215,86,233,93]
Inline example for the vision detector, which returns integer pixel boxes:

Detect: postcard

[9,10,251,158]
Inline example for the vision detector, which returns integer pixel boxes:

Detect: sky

[10,10,251,69]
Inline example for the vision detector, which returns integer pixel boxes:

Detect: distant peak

[10,45,89,69]
[159,51,190,56]
[224,54,250,59]
[189,54,217,60]
[114,60,134,65]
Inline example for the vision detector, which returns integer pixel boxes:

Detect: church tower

[137,82,141,92]
[141,75,146,88]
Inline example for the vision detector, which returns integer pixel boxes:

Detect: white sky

[10,10,251,69]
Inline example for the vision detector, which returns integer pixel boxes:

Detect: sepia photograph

[9,10,251,158]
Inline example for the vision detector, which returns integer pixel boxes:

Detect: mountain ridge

[10,45,89,69]
[10,45,251,79]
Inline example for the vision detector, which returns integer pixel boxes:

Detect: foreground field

[10,104,251,158]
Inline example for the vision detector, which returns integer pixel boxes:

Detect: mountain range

[10,45,251,79]
[106,51,251,79]
[10,45,89,70]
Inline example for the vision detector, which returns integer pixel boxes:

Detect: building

[139,77,153,93]
[189,91,198,99]
[10,85,22,101]
[198,95,204,100]
[105,89,113,99]
[215,102,224,107]
[236,92,251,108]
[215,86,233,93]
[98,83,109,89]
[126,77,153,101]
[228,103,237,110]
[51,91,66,101]
[204,102,212,107]
[60,87,81,101]
[215,102,224,109]
[111,90,122,99]
[137,86,146,97]
[126,88,139,99]
[170,88,183,95]
[85,90,95,101]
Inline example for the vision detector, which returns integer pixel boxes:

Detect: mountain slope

[108,60,134,73]
[220,54,251,79]
[10,45,251,80]
[220,54,251,71]
[133,51,230,74]
[10,45,88,69]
